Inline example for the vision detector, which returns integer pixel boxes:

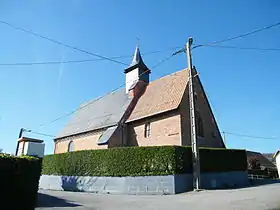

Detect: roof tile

[126,69,188,122]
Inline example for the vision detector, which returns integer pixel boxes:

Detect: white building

[273,150,280,178]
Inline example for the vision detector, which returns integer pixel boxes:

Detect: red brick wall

[180,75,225,148]
[126,111,181,146]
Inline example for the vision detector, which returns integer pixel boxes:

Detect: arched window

[68,141,75,152]
[195,111,204,137]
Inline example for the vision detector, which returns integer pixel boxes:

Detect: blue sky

[0,1,279,154]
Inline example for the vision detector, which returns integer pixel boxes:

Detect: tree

[0,148,3,153]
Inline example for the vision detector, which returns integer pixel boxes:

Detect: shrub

[199,147,248,172]
[43,146,178,176]
[0,154,42,210]
[42,146,247,177]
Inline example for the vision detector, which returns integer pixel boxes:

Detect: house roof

[126,69,188,122]
[247,151,276,169]
[262,153,276,163]
[55,88,132,139]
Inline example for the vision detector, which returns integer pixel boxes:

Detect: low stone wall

[200,171,249,189]
[39,171,249,195]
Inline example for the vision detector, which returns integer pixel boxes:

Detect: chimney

[124,46,150,94]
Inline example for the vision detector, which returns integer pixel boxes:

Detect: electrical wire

[0,56,130,66]
[150,53,177,69]
[223,131,277,140]
[29,131,55,137]
[193,21,280,49]
[0,47,180,66]
[0,20,128,66]
[196,44,280,51]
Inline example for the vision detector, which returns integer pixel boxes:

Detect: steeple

[124,46,150,93]
[130,46,143,66]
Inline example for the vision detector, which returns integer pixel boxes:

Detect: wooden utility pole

[186,37,201,190]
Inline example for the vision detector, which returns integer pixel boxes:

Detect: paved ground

[36,183,280,210]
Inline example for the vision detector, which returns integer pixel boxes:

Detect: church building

[54,47,225,153]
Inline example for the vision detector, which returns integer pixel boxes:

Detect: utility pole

[186,37,201,190]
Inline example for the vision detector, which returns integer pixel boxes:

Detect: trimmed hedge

[199,147,248,172]
[0,154,42,210]
[42,146,247,177]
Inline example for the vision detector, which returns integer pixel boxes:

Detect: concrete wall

[40,171,249,195]
[40,175,179,195]
[126,111,181,146]
[180,76,225,148]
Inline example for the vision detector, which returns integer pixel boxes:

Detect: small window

[68,141,75,152]
[194,92,198,100]
[195,111,204,137]
[144,122,151,138]
[211,131,216,138]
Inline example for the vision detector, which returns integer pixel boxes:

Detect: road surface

[36,183,280,210]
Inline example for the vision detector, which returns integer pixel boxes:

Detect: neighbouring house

[262,153,276,165]
[54,46,225,154]
[247,150,278,178]
[273,150,280,178]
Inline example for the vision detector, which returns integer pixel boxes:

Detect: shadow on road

[37,193,81,207]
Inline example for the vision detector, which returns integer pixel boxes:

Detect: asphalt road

[36,183,280,210]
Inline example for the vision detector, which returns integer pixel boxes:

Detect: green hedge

[199,147,248,172]
[42,146,247,176]
[0,154,42,210]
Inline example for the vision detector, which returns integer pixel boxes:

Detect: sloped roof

[55,88,132,139]
[247,151,276,169]
[262,153,276,163]
[97,126,118,145]
[126,69,188,122]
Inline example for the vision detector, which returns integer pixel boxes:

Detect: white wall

[24,142,45,157]
[276,154,280,178]
[126,68,139,93]
[17,142,24,156]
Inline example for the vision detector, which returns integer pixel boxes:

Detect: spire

[130,45,143,67]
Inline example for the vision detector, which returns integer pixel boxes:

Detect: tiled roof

[55,88,132,139]
[262,153,276,163]
[247,151,276,169]
[126,69,188,122]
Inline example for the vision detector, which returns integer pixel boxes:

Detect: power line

[0,20,128,66]
[150,53,176,69]
[29,131,55,138]
[193,21,280,49]
[0,47,180,66]
[37,52,178,128]
[197,44,280,51]
[0,56,130,66]
[223,131,277,140]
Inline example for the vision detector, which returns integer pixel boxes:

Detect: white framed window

[144,122,151,138]
[68,141,75,152]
